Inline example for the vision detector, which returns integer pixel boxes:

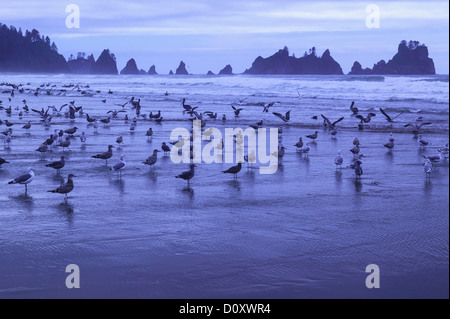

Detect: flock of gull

[0,81,448,201]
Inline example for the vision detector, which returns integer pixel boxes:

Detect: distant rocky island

[349,40,435,75]
[0,23,437,75]
[244,46,343,75]
[67,49,118,75]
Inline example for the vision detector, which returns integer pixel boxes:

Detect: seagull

[170,138,187,148]
[92,145,114,164]
[146,128,153,140]
[111,155,126,177]
[422,153,445,165]
[58,136,71,152]
[44,116,52,127]
[356,113,376,123]
[321,114,344,130]
[424,159,433,179]
[244,150,256,166]
[302,143,311,157]
[116,136,123,147]
[45,156,66,173]
[236,97,248,105]
[347,155,364,169]
[418,135,431,148]
[204,112,218,119]
[4,120,14,127]
[279,146,287,159]
[294,137,303,150]
[273,110,291,122]
[129,121,136,132]
[181,98,193,111]
[438,143,449,158]
[353,137,360,147]
[150,111,161,119]
[175,164,196,186]
[52,129,59,141]
[80,132,87,144]
[334,151,343,169]
[404,121,432,137]
[64,127,78,136]
[48,174,76,199]
[222,162,242,179]
[86,114,97,123]
[354,160,363,179]
[107,109,126,118]
[35,143,48,154]
[143,149,160,168]
[231,105,243,117]
[350,101,359,115]
[100,117,111,126]
[384,133,395,150]
[350,145,360,157]
[380,108,403,123]
[8,167,35,194]
[4,131,12,145]
[262,102,275,113]
[22,121,31,131]
[161,142,171,155]
[0,157,9,167]
[306,131,319,141]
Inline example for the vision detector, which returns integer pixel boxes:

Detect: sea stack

[244,46,343,75]
[349,40,435,75]
[120,58,140,75]
[148,65,158,75]
[91,49,118,74]
[67,53,95,74]
[175,61,189,75]
[218,64,233,75]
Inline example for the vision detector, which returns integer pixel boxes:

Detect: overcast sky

[1,0,448,74]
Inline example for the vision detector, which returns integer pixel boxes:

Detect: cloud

[1,1,448,37]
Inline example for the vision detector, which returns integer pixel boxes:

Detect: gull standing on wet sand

[306,131,319,142]
[8,167,35,194]
[45,156,66,174]
[143,149,160,168]
[111,155,126,177]
[334,151,343,169]
[424,159,433,179]
[222,162,243,179]
[176,164,196,186]
[48,174,76,200]
[384,133,395,151]
[92,145,114,164]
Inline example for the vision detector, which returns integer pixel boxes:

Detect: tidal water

[0,74,448,298]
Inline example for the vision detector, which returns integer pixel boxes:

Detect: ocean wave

[415,77,449,83]
[387,97,448,104]
[345,76,385,82]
